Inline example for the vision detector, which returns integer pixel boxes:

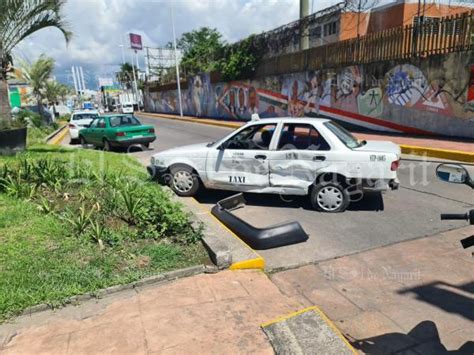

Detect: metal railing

[256,10,473,77]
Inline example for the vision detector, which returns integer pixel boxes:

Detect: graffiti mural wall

[145,52,474,138]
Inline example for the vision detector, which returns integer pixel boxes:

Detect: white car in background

[148,116,401,213]
[68,110,99,144]
[121,103,134,114]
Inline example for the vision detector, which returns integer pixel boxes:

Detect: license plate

[133,135,143,138]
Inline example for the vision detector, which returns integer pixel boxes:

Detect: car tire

[70,138,78,145]
[143,143,150,149]
[103,139,111,152]
[169,165,200,197]
[80,136,88,148]
[310,181,350,213]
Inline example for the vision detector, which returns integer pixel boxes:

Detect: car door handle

[255,154,267,160]
[313,155,326,161]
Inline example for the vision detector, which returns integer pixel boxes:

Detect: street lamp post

[171,0,183,117]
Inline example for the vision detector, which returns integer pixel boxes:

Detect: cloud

[14,0,342,89]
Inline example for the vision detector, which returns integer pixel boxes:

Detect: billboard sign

[98,77,113,87]
[129,33,143,50]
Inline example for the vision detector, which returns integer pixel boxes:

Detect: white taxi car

[68,110,99,144]
[148,116,400,212]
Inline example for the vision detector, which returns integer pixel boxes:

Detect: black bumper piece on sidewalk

[211,193,309,250]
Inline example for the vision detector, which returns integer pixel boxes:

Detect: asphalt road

[67,114,474,270]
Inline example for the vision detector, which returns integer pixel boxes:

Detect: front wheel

[169,165,200,197]
[310,182,350,213]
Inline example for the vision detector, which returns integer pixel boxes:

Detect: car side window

[89,118,99,128]
[223,124,277,150]
[97,118,106,129]
[277,124,330,151]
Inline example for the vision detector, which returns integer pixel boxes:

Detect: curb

[138,112,242,129]
[169,187,265,270]
[400,144,474,163]
[19,265,205,317]
[46,125,69,146]
[137,112,473,163]
[161,186,233,269]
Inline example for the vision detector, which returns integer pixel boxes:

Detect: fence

[256,10,474,77]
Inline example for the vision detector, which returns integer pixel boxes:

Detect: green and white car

[79,114,156,150]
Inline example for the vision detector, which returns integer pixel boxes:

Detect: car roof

[246,116,331,125]
[72,110,99,115]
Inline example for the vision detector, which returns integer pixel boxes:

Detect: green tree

[219,35,265,81]
[16,55,55,119]
[116,62,138,90]
[0,0,71,125]
[57,83,73,103]
[176,27,225,75]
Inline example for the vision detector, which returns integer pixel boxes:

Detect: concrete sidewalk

[0,271,300,354]
[271,226,474,354]
[138,112,474,162]
[1,227,473,354]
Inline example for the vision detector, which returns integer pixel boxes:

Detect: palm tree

[116,62,137,90]
[0,0,71,124]
[16,55,55,120]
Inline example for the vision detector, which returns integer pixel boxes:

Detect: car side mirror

[436,164,472,186]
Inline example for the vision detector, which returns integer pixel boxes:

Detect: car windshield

[109,115,141,127]
[72,114,98,121]
[324,121,363,149]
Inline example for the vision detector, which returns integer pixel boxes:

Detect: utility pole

[171,0,183,117]
[131,49,140,112]
[299,0,310,51]
[119,44,125,64]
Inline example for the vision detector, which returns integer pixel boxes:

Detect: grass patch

[0,144,206,321]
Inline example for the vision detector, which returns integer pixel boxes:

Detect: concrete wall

[145,51,474,138]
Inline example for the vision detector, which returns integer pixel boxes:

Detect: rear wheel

[80,136,88,148]
[310,181,350,213]
[103,139,111,152]
[169,165,200,196]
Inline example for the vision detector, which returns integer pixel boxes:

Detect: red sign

[129,33,142,50]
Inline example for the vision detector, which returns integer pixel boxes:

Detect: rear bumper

[361,178,399,192]
[111,136,156,147]
[69,128,79,139]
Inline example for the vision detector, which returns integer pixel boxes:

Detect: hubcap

[173,171,194,193]
[317,186,343,211]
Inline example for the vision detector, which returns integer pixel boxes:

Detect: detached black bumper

[211,193,309,250]
[111,136,156,147]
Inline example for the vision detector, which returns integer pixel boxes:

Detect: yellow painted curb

[400,144,474,163]
[229,256,265,270]
[138,112,241,129]
[261,306,357,354]
[48,126,69,145]
[189,197,265,270]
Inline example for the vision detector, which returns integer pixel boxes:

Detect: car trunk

[119,125,153,138]
[354,140,400,155]
[71,119,93,129]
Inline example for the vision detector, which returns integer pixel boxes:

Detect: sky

[13,0,471,89]
[13,0,333,89]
